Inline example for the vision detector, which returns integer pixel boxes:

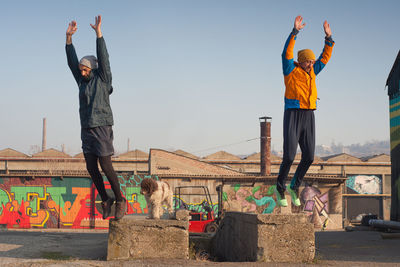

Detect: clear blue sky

[0,0,397,156]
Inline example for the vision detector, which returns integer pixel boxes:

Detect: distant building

[386,50,400,221]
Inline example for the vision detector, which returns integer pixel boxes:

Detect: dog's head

[140,178,158,196]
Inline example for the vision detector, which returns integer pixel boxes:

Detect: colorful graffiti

[223,184,277,214]
[346,175,382,194]
[300,184,330,229]
[390,95,400,221]
[0,174,226,229]
[173,197,219,215]
[222,183,341,229]
[0,175,343,229]
[0,175,158,229]
[389,95,400,150]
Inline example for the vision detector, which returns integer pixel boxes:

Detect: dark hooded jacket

[66,37,114,128]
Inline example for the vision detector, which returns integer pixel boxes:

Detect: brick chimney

[259,116,272,175]
[42,118,47,152]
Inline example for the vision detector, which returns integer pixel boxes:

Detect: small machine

[174,185,223,233]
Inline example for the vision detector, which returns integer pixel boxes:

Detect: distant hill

[315,140,390,157]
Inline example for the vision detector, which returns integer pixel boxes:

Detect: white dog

[140,178,174,219]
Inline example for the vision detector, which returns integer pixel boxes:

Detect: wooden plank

[343,194,391,197]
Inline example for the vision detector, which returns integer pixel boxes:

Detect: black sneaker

[115,198,127,220]
[101,197,115,220]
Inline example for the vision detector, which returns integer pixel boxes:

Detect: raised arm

[91,15,112,86]
[313,20,335,75]
[65,20,81,84]
[282,16,304,76]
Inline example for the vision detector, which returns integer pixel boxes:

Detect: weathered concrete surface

[107,216,189,260]
[190,233,214,260]
[2,228,400,266]
[212,212,315,263]
[175,209,190,221]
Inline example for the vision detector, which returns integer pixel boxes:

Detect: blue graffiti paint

[115,175,159,188]
[248,196,276,214]
[346,175,382,194]
[173,197,219,215]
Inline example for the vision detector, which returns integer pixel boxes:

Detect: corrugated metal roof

[361,153,391,162]
[73,152,84,158]
[32,148,71,158]
[321,153,362,162]
[0,148,29,158]
[244,152,282,161]
[203,151,241,161]
[150,149,246,176]
[118,149,149,159]
[173,149,198,159]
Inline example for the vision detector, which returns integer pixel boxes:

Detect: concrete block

[190,233,214,260]
[212,212,315,263]
[324,214,343,230]
[107,215,189,260]
[175,209,190,221]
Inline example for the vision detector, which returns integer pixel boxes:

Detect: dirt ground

[1,228,400,267]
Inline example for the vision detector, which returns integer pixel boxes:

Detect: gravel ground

[1,228,400,266]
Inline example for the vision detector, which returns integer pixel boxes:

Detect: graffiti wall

[390,94,400,221]
[345,175,385,221]
[0,176,343,229]
[0,175,159,229]
[222,183,342,229]
[346,175,382,195]
[174,197,219,215]
[0,175,226,229]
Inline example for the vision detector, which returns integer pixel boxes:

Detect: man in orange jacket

[276,16,334,207]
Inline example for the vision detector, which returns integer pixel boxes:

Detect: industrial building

[0,146,390,230]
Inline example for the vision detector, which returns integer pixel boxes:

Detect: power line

[191,137,260,154]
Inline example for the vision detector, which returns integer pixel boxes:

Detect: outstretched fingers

[66,20,77,36]
[294,15,306,31]
[90,15,102,30]
[90,15,102,38]
[323,20,332,37]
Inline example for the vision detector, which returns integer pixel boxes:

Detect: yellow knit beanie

[297,49,316,63]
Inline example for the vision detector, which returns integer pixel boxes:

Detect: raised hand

[294,16,306,31]
[323,20,331,37]
[66,20,77,44]
[66,21,77,36]
[90,15,102,38]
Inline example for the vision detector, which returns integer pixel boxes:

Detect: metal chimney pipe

[259,116,272,176]
[42,118,47,152]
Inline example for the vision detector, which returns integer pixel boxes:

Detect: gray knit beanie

[79,55,98,69]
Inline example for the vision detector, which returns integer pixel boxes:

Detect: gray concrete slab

[315,230,400,263]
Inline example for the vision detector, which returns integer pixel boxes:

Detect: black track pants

[276,109,315,193]
[84,153,123,202]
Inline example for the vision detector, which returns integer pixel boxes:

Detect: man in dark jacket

[66,15,126,220]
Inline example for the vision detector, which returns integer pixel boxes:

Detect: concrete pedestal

[107,215,189,260]
[212,212,315,263]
